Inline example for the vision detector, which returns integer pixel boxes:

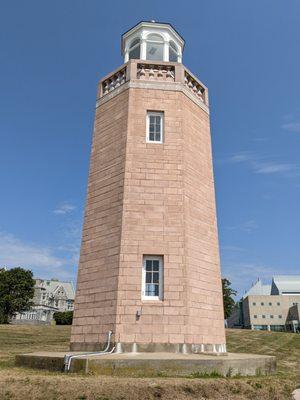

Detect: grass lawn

[0,325,299,400]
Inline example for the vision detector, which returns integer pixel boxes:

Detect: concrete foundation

[15,351,276,377]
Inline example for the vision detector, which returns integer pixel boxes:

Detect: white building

[13,278,75,324]
[228,275,300,332]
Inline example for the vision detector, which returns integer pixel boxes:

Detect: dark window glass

[169,41,178,62]
[148,114,162,142]
[145,258,160,297]
[129,38,141,60]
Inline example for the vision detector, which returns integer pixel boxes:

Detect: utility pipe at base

[64,330,114,372]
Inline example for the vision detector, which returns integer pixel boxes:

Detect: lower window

[142,255,163,300]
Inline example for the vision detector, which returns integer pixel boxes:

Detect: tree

[0,267,35,324]
[53,311,73,325]
[222,278,237,319]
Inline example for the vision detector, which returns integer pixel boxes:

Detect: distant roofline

[34,277,74,284]
[273,275,300,279]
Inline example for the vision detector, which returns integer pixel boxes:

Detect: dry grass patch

[0,325,299,400]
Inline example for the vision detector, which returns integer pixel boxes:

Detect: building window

[269,302,272,306]
[146,34,164,61]
[146,112,164,143]
[262,315,266,319]
[261,302,264,306]
[254,315,257,319]
[252,302,256,306]
[270,315,274,319]
[142,255,163,300]
[279,315,282,319]
[129,38,141,60]
[277,302,280,306]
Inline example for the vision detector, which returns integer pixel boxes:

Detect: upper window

[169,41,178,62]
[142,255,163,300]
[146,112,164,143]
[129,38,141,60]
[146,34,164,61]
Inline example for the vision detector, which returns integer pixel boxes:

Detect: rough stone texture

[70,61,225,352]
[15,352,276,377]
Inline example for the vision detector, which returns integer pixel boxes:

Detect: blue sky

[1,0,299,297]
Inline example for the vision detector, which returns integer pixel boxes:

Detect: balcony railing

[99,60,208,106]
[137,64,175,82]
[102,67,126,96]
[184,71,205,102]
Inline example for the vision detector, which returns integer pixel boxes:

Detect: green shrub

[53,311,73,325]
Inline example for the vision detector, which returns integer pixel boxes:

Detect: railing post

[174,64,185,83]
[98,80,104,98]
[127,60,137,82]
[204,89,209,107]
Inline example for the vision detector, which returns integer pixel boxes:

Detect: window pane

[146,260,152,268]
[146,283,156,296]
[147,34,163,42]
[130,38,140,48]
[129,45,140,60]
[154,285,159,296]
[153,260,159,269]
[153,272,159,283]
[149,124,155,133]
[149,116,155,124]
[146,43,164,61]
[169,48,178,62]
[149,132,155,141]
[155,132,161,142]
[146,272,152,283]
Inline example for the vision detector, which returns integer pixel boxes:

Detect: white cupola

[122,21,184,63]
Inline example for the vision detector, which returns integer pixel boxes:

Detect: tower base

[69,341,227,354]
[15,351,276,377]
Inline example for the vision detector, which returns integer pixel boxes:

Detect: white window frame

[142,255,163,301]
[146,111,164,143]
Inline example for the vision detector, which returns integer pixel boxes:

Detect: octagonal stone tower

[70,21,226,353]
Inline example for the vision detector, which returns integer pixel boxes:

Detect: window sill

[141,298,163,303]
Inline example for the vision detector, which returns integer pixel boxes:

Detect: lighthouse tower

[70,21,226,354]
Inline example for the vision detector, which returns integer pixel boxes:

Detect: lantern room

[122,21,184,63]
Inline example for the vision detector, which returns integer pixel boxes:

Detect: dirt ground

[0,325,299,400]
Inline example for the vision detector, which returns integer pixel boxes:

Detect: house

[228,276,300,332]
[13,278,75,324]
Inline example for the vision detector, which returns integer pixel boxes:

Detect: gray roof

[272,275,300,295]
[243,279,271,299]
[243,275,300,298]
[35,278,75,300]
